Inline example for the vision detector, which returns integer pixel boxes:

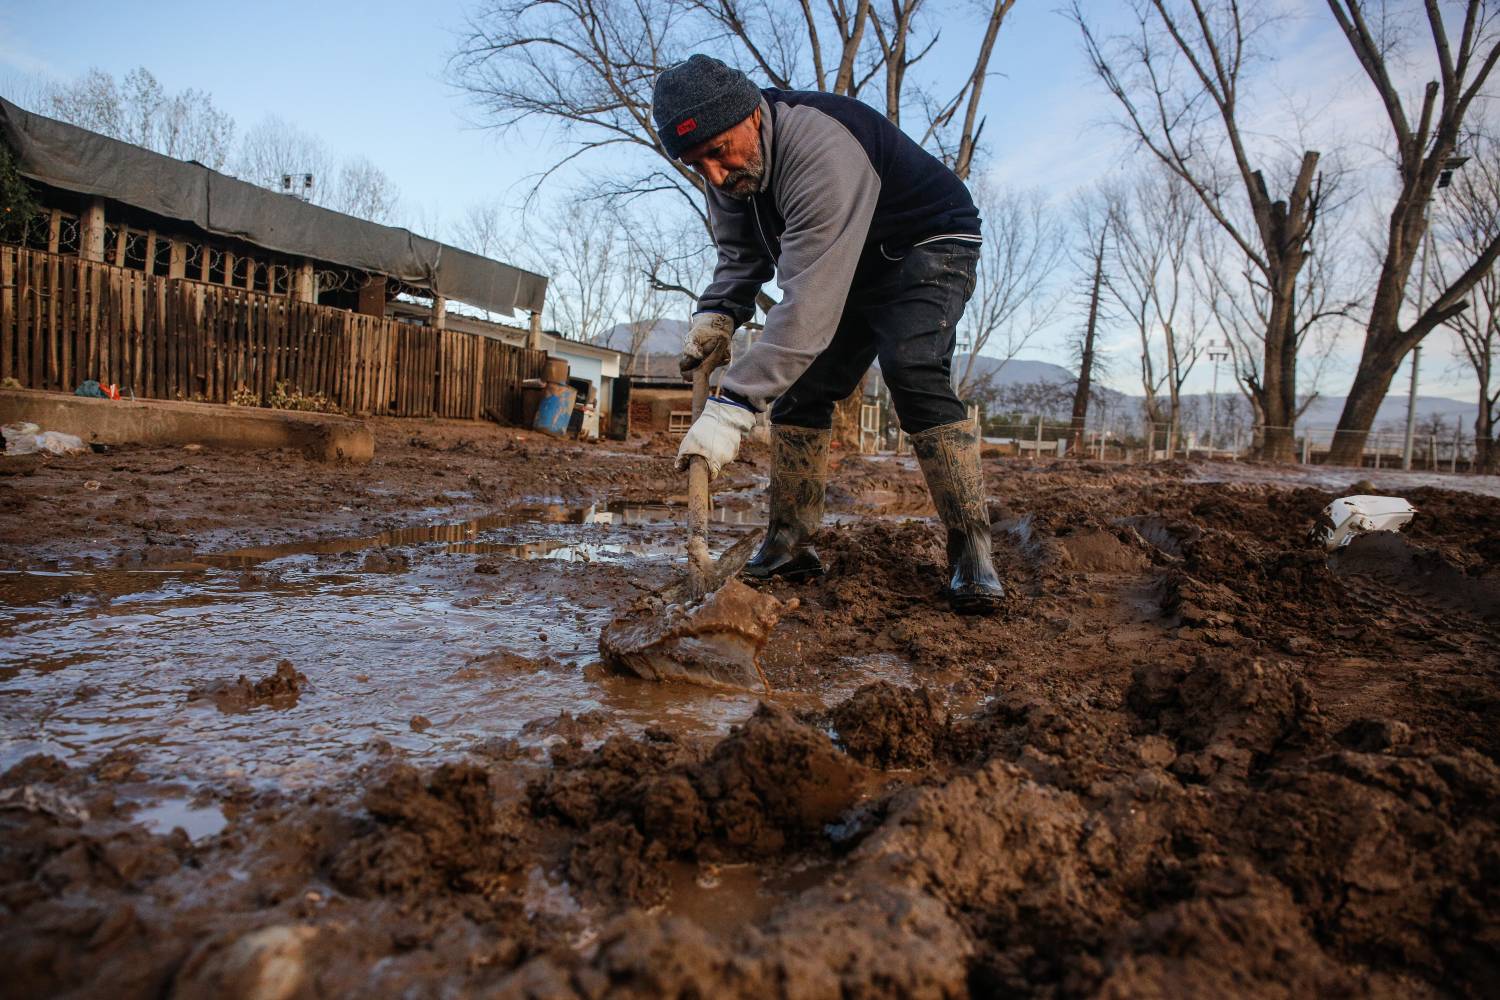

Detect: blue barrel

[533,383,578,436]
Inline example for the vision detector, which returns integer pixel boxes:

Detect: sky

[0,0,1489,407]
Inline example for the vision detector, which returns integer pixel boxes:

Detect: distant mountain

[953,354,1132,413]
[599,319,692,356]
[952,355,1074,387]
[1291,393,1475,432]
[603,326,1478,432]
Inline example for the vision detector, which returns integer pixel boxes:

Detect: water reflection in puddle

[0,500,771,789]
[131,797,228,841]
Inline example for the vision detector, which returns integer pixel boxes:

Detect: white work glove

[680,312,734,377]
[676,397,756,478]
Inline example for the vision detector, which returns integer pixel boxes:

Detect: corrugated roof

[0,98,548,316]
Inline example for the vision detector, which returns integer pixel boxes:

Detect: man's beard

[718,147,764,200]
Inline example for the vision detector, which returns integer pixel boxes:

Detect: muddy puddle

[0,500,799,789]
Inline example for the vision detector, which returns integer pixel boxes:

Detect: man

[653,54,1004,614]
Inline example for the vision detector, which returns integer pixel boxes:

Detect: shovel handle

[686,348,727,596]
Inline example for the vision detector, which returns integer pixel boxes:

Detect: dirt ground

[2,417,1498,998]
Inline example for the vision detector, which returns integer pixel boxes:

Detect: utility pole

[1403,156,1468,471]
[1207,340,1230,451]
[1403,232,1429,471]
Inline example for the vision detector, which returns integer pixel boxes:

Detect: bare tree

[523,193,633,344]
[451,0,1019,302]
[1195,191,1358,438]
[236,115,332,191]
[1106,167,1207,446]
[1430,128,1500,472]
[41,67,235,170]
[953,184,1065,398]
[1065,183,1118,454]
[614,205,714,372]
[451,200,515,263]
[235,116,402,224]
[327,157,401,224]
[1324,0,1500,464]
[1072,0,1328,461]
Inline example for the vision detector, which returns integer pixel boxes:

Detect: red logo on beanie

[676,118,697,137]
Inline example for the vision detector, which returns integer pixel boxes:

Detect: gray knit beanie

[652,55,762,160]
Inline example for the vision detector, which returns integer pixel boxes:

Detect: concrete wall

[1,390,373,463]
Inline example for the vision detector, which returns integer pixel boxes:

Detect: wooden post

[47,210,61,253]
[527,309,543,351]
[113,226,128,267]
[472,335,484,420]
[145,231,158,276]
[293,260,316,303]
[431,294,447,330]
[168,240,186,280]
[82,199,106,262]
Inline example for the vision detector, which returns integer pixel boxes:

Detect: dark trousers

[770,240,979,434]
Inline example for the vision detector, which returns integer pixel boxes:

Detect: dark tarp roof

[0,98,547,316]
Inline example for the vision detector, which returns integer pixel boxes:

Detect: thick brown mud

[2,420,1498,997]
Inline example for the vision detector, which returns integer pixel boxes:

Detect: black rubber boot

[910,418,1005,614]
[743,425,829,582]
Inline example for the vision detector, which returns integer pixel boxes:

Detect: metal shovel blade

[599,577,793,692]
[598,345,793,691]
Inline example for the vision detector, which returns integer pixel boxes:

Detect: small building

[627,353,695,435]
[387,301,629,439]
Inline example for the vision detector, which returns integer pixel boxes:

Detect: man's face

[680,108,763,200]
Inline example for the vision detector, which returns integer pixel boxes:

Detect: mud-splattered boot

[911,418,1005,614]
[743,425,830,582]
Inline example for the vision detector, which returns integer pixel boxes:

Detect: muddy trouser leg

[747,304,876,581]
[871,241,1003,613]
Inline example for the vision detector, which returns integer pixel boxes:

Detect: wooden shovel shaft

[686,350,724,596]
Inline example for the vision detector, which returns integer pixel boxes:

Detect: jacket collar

[754,96,774,195]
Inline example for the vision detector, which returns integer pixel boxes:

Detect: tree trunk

[1069,228,1107,456]
[1324,199,1424,465]
[1326,341,1408,464]
[1252,273,1301,463]
[1476,409,1494,474]
[1475,364,1496,474]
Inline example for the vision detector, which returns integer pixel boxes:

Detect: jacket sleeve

[720,110,881,411]
[696,189,775,327]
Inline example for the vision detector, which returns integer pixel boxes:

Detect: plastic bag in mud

[3,422,87,456]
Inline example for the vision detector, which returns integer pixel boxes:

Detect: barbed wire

[6,211,440,304]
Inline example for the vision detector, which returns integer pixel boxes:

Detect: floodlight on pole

[280,172,316,203]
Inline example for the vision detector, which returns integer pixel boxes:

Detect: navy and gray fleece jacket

[700,88,981,411]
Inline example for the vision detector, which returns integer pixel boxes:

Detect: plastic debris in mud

[2,421,87,456]
[1314,495,1417,551]
[599,578,793,692]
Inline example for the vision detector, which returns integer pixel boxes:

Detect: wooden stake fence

[0,244,545,421]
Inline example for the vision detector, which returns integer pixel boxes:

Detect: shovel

[599,349,794,691]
